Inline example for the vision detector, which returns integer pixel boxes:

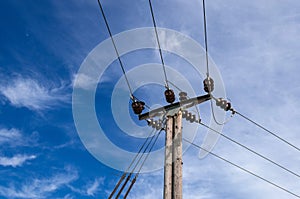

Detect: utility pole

[139,94,211,199]
[172,111,183,199]
[163,112,183,199]
[164,115,173,199]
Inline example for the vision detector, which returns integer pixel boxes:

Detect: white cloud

[68,177,104,196]
[72,73,98,90]
[62,194,74,199]
[0,128,22,145]
[120,132,300,199]
[86,178,104,196]
[0,77,69,110]
[0,154,36,168]
[92,0,300,197]
[0,167,78,199]
[72,71,115,91]
[0,128,39,147]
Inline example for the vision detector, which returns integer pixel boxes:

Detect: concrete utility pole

[172,111,183,199]
[139,94,211,199]
[164,116,173,199]
[164,112,182,199]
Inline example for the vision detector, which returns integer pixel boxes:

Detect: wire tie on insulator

[130,95,136,102]
[165,82,169,90]
[230,108,236,115]
[196,118,202,123]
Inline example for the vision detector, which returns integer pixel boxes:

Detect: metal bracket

[139,94,211,120]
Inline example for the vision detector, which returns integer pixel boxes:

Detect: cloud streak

[0,77,69,111]
[86,178,103,196]
[0,128,22,145]
[0,154,36,168]
[0,167,78,199]
[68,177,104,197]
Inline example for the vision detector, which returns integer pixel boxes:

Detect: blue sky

[0,0,300,198]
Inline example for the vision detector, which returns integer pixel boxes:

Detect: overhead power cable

[201,1,230,125]
[199,122,300,179]
[114,117,166,198]
[115,129,158,198]
[118,129,163,198]
[108,128,156,199]
[235,111,300,152]
[96,0,134,98]
[148,0,170,89]
[183,138,300,198]
[124,129,164,198]
[113,129,158,198]
[202,0,210,78]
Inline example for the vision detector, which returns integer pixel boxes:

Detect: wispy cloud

[124,135,300,199]
[0,77,69,110]
[68,177,104,197]
[72,73,98,90]
[61,194,74,199]
[0,166,78,199]
[0,154,36,168]
[86,178,103,196]
[0,128,39,147]
[0,128,22,145]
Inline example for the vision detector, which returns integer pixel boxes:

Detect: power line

[183,138,300,198]
[235,111,300,152]
[134,96,151,110]
[201,0,230,126]
[199,122,300,179]
[202,0,210,78]
[126,129,157,173]
[124,129,164,198]
[113,129,159,198]
[113,117,166,198]
[136,129,163,175]
[148,0,170,89]
[129,130,160,174]
[108,128,156,199]
[167,81,182,93]
[96,0,134,98]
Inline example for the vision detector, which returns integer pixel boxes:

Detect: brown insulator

[164,89,175,103]
[131,101,145,115]
[203,77,214,93]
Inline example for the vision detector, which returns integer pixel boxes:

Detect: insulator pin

[179,91,188,101]
[155,119,162,130]
[182,110,188,118]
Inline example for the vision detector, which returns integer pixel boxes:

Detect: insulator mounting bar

[139,94,211,120]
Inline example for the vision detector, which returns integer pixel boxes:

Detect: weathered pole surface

[164,116,173,199]
[173,111,182,199]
